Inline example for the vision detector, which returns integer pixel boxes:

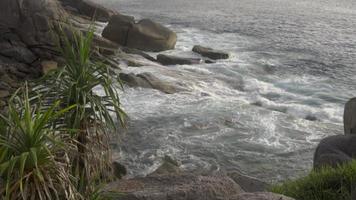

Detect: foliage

[271,161,356,200]
[0,84,77,200]
[35,26,127,194]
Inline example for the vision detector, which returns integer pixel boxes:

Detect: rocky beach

[1,0,356,199]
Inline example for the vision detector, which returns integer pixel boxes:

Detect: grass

[271,160,356,200]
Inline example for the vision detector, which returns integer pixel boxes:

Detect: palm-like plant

[36,27,127,193]
[0,85,77,200]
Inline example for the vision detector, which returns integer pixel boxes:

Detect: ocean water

[98,0,356,181]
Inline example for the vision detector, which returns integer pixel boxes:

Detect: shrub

[271,160,356,200]
[36,26,127,194]
[0,84,77,200]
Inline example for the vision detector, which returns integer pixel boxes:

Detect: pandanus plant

[0,85,77,200]
[36,27,127,193]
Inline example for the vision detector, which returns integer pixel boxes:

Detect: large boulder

[102,14,136,45]
[344,98,356,134]
[59,0,115,22]
[104,173,244,200]
[157,54,202,65]
[103,17,177,52]
[192,45,230,60]
[127,19,177,52]
[231,192,295,200]
[313,134,356,169]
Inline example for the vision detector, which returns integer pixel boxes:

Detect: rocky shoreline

[1,0,356,199]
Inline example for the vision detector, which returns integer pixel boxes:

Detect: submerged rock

[313,134,356,169]
[157,54,202,65]
[104,173,243,200]
[192,45,229,60]
[344,97,356,134]
[150,155,181,176]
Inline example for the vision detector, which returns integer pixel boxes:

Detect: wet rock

[313,134,356,169]
[119,72,183,94]
[104,173,243,200]
[102,14,136,46]
[228,171,269,193]
[112,161,127,179]
[41,60,58,75]
[137,73,182,94]
[126,19,177,52]
[121,47,157,62]
[157,54,202,65]
[150,155,181,176]
[192,45,229,60]
[204,59,216,64]
[119,73,151,88]
[231,192,295,200]
[344,97,356,134]
[305,115,318,121]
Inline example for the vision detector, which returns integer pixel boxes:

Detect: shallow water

[98,0,355,181]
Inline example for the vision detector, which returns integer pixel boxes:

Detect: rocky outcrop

[344,98,356,134]
[231,192,295,200]
[103,16,177,52]
[313,134,356,169]
[157,54,202,65]
[192,45,230,60]
[119,72,183,94]
[59,0,116,22]
[121,47,157,62]
[104,173,244,200]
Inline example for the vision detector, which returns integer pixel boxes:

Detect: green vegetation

[0,85,77,200]
[0,27,126,199]
[271,161,356,200]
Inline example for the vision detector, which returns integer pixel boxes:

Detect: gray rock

[126,19,177,52]
[344,97,356,134]
[119,73,151,88]
[192,45,229,60]
[121,47,157,62]
[112,161,127,179]
[228,171,269,192]
[0,42,37,64]
[60,0,115,22]
[313,134,356,169]
[137,72,182,94]
[0,90,10,98]
[150,155,181,176]
[119,72,183,94]
[231,192,295,200]
[102,14,136,46]
[104,173,243,200]
[157,54,202,65]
